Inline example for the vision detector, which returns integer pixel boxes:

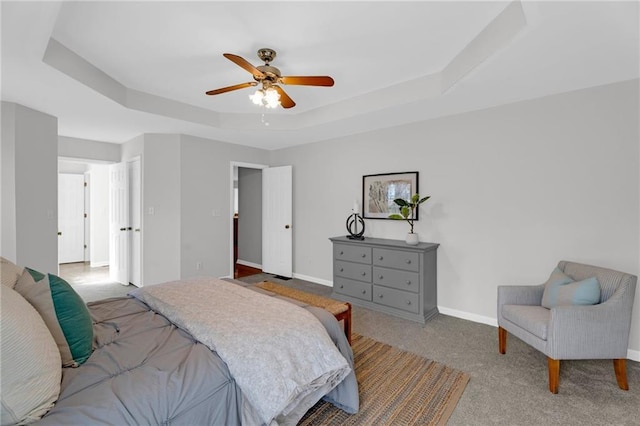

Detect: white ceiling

[2,1,638,150]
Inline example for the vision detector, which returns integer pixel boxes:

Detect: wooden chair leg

[548,358,560,394]
[498,326,507,354]
[613,359,629,390]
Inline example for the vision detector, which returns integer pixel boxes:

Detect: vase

[405,232,419,245]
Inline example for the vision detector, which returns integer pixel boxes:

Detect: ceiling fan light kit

[206,48,334,109]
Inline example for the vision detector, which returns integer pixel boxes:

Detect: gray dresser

[330,236,439,323]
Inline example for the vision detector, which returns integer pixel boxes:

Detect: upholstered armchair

[497,261,637,393]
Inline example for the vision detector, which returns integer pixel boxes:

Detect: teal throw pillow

[14,268,94,367]
[541,267,600,309]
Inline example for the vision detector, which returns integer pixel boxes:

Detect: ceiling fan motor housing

[257,48,277,64]
[256,65,281,84]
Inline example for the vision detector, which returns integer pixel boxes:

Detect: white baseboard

[438,306,498,327]
[284,273,640,362]
[236,259,262,269]
[292,272,332,287]
[90,261,109,268]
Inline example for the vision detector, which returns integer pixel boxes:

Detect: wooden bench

[256,281,352,344]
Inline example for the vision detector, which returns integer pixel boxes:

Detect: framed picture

[362,171,419,220]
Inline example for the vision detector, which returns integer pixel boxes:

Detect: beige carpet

[299,334,470,425]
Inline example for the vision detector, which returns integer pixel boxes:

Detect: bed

[0,258,358,426]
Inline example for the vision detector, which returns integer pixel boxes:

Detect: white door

[128,159,141,287]
[58,174,85,264]
[109,162,129,285]
[262,166,292,277]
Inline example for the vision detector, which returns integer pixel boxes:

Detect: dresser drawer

[373,248,419,272]
[334,277,372,301]
[334,244,372,265]
[373,285,420,314]
[373,267,419,293]
[335,260,372,283]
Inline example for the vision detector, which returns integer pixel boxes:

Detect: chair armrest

[497,284,544,306]
[548,283,636,359]
[497,284,544,324]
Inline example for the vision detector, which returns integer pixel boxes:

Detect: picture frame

[362,171,419,220]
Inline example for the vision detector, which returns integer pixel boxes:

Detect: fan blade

[273,85,296,109]
[223,53,265,78]
[206,82,257,96]
[280,76,334,87]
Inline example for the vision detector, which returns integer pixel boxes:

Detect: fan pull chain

[261,113,270,126]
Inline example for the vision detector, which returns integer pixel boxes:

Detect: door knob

[135,228,141,232]
[57,232,62,236]
[120,228,126,231]
[285,224,290,229]
[127,227,132,231]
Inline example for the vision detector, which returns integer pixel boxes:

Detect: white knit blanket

[130,278,350,425]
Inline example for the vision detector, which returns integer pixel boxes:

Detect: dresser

[330,236,439,324]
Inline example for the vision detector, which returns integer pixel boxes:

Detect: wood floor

[234,263,262,279]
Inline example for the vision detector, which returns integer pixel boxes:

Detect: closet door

[58,174,85,264]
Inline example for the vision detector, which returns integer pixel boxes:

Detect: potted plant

[388,194,430,245]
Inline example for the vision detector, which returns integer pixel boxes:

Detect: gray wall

[179,135,269,279]
[1,102,59,274]
[59,135,120,163]
[237,167,262,266]
[270,79,640,355]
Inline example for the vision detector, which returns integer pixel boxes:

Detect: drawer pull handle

[361,272,366,276]
[379,256,383,260]
[340,251,344,255]
[362,290,367,294]
[361,253,366,258]
[406,280,411,285]
[340,268,344,272]
[339,284,344,289]
[406,300,411,305]
[406,259,411,264]
[379,275,384,280]
[378,294,383,298]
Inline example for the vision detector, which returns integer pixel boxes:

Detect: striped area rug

[299,334,470,425]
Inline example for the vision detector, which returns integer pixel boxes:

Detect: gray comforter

[37,284,358,425]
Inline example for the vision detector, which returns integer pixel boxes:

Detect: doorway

[57,161,111,286]
[233,165,264,279]
[229,162,293,280]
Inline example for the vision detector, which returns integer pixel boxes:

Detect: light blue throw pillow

[541,267,600,308]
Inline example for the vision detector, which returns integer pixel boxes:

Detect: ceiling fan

[205,48,334,109]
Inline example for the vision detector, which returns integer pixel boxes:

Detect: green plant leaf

[393,198,409,207]
[388,214,404,220]
[400,206,411,218]
[418,196,431,204]
[411,194,420,203]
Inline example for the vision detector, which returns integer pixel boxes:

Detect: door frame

[228,161,268,277]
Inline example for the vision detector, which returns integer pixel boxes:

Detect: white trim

[627,349,640,362]
[90,260,109,268]
[438,306,498,327]
[292,273,332,287]
[236,259,262,270]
